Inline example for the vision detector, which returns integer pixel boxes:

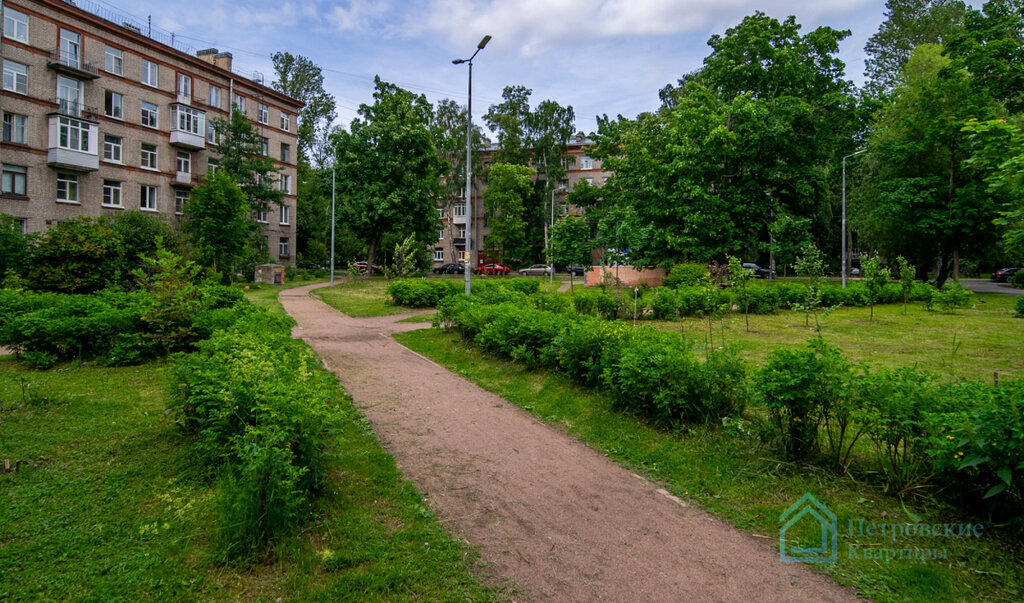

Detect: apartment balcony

[51,98,99,119]
[452,237,466,247]
[452,213,467,225]
[169,104,207,150]
[46,115,99,172]
[46,49,100,79]
[172,171,198,187]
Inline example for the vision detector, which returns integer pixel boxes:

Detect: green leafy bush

[650,288,678,320]
[1015,296,1024,317]
[26,217,126,294]
[663,263,709,288]
[927,281,974,312]
[387,279,460,307]
[1012,270,1024,288]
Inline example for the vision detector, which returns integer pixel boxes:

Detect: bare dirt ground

[281,284,859,602]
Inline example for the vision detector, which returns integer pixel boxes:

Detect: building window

[57,75,83,116]
[280,143,291,163]
[2,113,27,143]
[280,204,290,225]
[176,151,191,174]
[2,165,27,196]
[257,103,269,124]
[434,248,444,261]
[280,175,290,194]
[208,85,221,108]
[580,156,594,170]
[104,90,123,119]
[140,185,157,210]
[103,134,122,162]
[454,203,466,217]
[279,237,290,257]
[57,173,79,202]
[458,250,469,261]
[177,73,191,100]
[13,218,26,234]
[280,112,290,131]
[3,7,28,43]
[141,143,158,169]
[59,29,80,69]
[141,59,158,87]
[256,204,268,223]
[175,190,188,214]
[208,158,219,174]
[232,93,244,112]
[3,60,28,94]
[206,121,220,145]
[141,101,158,128]
[584,177,594,185]
[438,207,445,218]
[102,180,122,207]
[259,137,269,156]
[104,46,123,75]
[58,117,90,151]
[439,228,444,240]
[173,105,204,135]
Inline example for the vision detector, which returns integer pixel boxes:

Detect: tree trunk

[366,238,377,278]
[934,249,953,289]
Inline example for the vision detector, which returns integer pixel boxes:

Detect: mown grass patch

[313,278,405,317]
[0,357,500,601]
[395,328,1024,603]
[242,279,323,319]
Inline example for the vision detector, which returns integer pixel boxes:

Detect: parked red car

[473,263,511,275]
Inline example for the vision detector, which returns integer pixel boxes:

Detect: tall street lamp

[453,34,491,295]
[842,148,867,288]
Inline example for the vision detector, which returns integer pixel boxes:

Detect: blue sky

[96,0,891,135]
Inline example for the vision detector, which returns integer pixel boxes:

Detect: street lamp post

[453,35,491,295]
[330,166,336,286]
[842,148,867,288]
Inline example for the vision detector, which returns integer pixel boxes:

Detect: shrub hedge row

[438,296,1023,524]
[168,310,346,562]
[386,277,540,308]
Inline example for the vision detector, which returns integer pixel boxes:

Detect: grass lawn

[395,328,1024,602]
[313,277,407,317]
[647,293,1023,381]
[0,318,500,599]
[243,279,325,318]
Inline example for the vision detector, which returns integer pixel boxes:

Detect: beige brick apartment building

[435,132,611,268]
[1,0,302,265]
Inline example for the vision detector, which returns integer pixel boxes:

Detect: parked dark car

[519,264,553,276]
[991,267,1020,282]
[742,262,775,279]
[433,262,465,275]
[350,261,381,274]
[473,263,511,275]
[566,264,586,277]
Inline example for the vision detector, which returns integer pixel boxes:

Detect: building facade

[434,132,612,268]
[1,0,302,265]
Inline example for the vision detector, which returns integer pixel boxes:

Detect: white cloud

[324,0,392,31]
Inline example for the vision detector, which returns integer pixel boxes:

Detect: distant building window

[208,85,221,109]
[258,103,269,124]
[175,190,188,214]
[280,143,291,163]
[177,73,191,100]
[57,173,79,202]
[141,101,158,128]
[2,164,27,196]
[256,204,268,223]
[280,112,290,131]
[176,151,191,174]
[104,90,123,119]
[173,105,204,135]
[580,155,594,170]
[2,113,27,143]
[206,121,219,145]
[584,177,594,185]
[434,248,444,261]
[103,135,122,163]
[58,117,90,152]
[102,180,122,207]
[279,237,290,257]
[141,143,158,169]
[260,137,269,156]
[104,46,123,75]
[3,60,28,94]
[59,29,80,69]
[457,225,466,238]
[438,207,445,218]
[141,59,158,87]
[140,185,157,210]
[3,7,29,43]
[208,158,219,174]
[280,204,290,225]
[280,174,290,194]
[454,203,466,217]
[232,93,245,112]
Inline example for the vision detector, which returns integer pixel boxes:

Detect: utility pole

[842,149,867,288]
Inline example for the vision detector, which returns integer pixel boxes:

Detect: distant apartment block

[1,0,302,265]
[434,132,611,266]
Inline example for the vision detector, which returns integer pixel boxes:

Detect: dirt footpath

[281,284,859,602]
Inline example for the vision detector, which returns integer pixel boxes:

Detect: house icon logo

[779,492,838,563]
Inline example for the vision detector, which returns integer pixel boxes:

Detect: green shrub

[26,217,126,293]
[1015,297,1024,318]
[550,317,633,387]
[572,290,624,320]
[650,288,678,320]
[927,281,974,312]
[1012,270,1024,288]
[0,214,28,279]
[387,279,460,307]
[757,340,852,460]
[473,304,566,366]
[535,291,572,314]
[663,263,709,289]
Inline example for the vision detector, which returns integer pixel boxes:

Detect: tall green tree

[333,77,444,267]
[271,52,338,168]
[769,215,812,276]
[964,118,1024,261]
[550,215,592,291]
[863,0,968,98]
[482,163,535,265]
[945,0,1024,113]
[183,171,251,279]
[0,214,28,279]
[855,44,1000,286]
[212,108,283,211]
[484,85,534,167]
[431,98,484,261]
